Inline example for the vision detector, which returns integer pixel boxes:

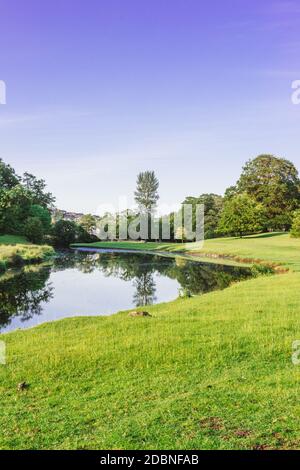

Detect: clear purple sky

[0,0,300,213]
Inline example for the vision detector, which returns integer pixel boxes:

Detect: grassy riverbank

[73,232,300,270]
[0,235,54,273]
[1,233,300,449]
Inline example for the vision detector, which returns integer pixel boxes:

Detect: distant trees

[218,193,265,237]
[228,155,300,230]
[182,193,223,239]
[175,226,187,243]
[52,219,97,247]
[0,159,55,241]
[79,214,97,235]
[2,154,300,245]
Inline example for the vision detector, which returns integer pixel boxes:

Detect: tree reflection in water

[0,267,53,330]
[0,250,252,331]
[133,272,157,307]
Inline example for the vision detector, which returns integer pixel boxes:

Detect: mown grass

[73,232,300,271]
[1,232,300,449]
[0,235,54,273]
[1,272,300,449]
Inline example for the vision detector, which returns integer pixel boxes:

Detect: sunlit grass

[1,271,300,449]
[0,235,54,273]
[1,232,300,449]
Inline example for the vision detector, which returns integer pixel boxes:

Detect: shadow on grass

[246,232,286,239]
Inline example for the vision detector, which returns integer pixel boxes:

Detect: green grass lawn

[0,235,30,245]
[1,233,300,449]
[0,235,54,273]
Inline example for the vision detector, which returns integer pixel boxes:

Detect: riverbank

[0,235,54,274]
[1,233,300,449]
[72,232,300,271]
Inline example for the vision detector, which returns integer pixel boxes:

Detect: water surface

[0,249,252,332]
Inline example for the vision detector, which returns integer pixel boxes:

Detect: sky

[0,0,300,213]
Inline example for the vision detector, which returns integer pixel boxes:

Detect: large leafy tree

[232,155,300,230]
[0,185,33,234]
[22,172,55,208]
[0,160,55,236]
[0,159,20,190]
[183,193,223,239]
[218,193,265,237]
[29,204,52,232]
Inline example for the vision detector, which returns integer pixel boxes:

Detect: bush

[24,217,45,244]
[52,220,78,247]
[76,225,99,243]
[290,210,300,238]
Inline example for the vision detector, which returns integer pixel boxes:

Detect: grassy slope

[0,235,54,272]
[1,233,300,449]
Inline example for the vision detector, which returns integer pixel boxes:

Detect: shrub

[52,220,78,247]
[290,210,300,238]
[24,217,45,244]
[76,225,98,243]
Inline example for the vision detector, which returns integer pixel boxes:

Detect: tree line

[1,153,300,245]
[0,159,96,245]
[129,156,300,239]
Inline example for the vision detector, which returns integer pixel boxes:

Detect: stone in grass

[17,382,29,392]
[128,311,152,318]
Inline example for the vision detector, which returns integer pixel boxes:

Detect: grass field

[0,235,54,273]
[1,233,300,449]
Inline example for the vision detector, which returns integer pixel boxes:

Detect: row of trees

[2,153,300,244]
[48,155,300,242]
[180,155,300,238]
[0,159,96,245]
[130,156,300,239]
